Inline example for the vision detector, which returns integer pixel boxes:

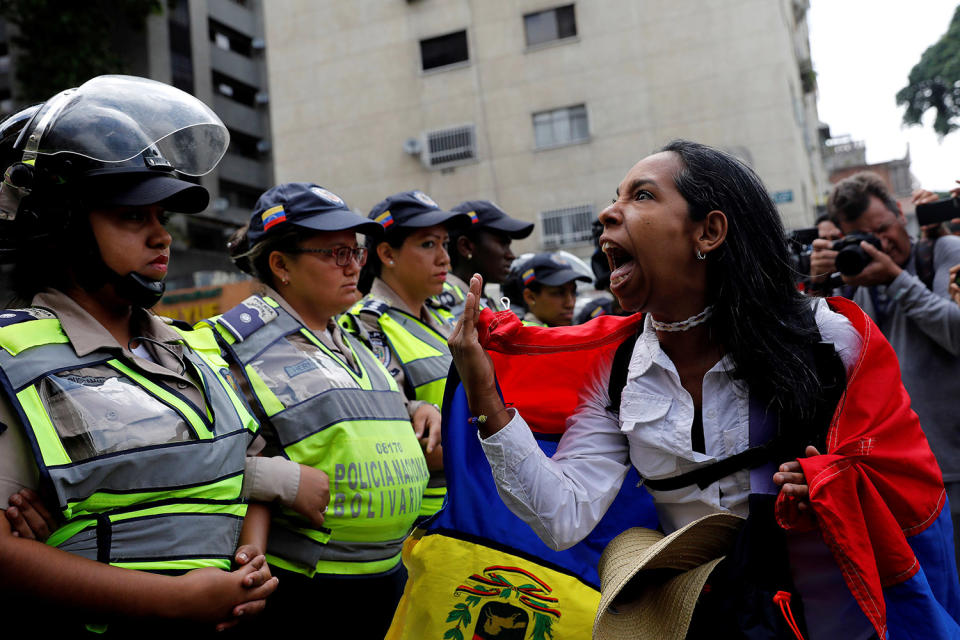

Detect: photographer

[805,214,843,295]
[813,171,960,562]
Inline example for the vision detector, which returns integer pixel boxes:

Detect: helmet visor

[22,75,229,176]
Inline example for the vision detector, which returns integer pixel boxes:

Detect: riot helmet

[0,75,229,307]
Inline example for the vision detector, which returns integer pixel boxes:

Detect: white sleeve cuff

[479,409,540,479]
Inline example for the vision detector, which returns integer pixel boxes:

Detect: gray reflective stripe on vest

[48,429,249,506]
[0,342,111,391]
[226,299,398,394]
[57,512,243,563]
[220,299,408,447]
[384,309,452,387]
[179,347,247,435]
[268,527,407,569]
[272,388,408,448]
[404,353,451,387]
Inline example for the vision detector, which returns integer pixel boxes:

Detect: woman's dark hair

[358,226,417,294]
[9,210,96,304]
[660,139,829,428]
[229,224,302,289]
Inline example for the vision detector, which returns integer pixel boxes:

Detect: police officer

[505,252,591,326]
[0,75,277,633]
[344,190,471,518]
[209,183,432,636]
[433,200,534,317]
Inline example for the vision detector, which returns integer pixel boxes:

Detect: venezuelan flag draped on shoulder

[777,297,960,639]
[386,310,658,640]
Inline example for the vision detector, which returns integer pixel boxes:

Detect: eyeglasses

[292,246,368,266]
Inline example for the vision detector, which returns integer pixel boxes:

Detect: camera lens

[835,245,870,275]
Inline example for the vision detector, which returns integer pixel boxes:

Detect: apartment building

[262,0,827,258]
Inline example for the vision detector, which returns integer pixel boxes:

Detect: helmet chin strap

[71,216,167,309]
[78,246,167,309]
[112,271,166,309]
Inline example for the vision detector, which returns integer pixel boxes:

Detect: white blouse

[479,297,872,640]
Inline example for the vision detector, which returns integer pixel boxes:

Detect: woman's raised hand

[448,274,508,437]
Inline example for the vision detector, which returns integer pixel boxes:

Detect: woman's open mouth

[602,241,635,289]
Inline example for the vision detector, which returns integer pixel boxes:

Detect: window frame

[523,4,578,50]
[419,29,470,73]
[539,204,595,248]
[532,104,590,150]
[422,124,478,169]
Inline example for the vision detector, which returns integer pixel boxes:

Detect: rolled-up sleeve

[480,370,631,551]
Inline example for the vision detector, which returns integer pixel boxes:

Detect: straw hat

[594,512,745,640]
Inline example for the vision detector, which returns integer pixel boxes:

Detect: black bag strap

[606,329,641,414]
[608,306,846,493]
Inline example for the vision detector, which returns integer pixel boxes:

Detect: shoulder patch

[360,298,390,318]
[217,295,279,342]
[367,329,392,368]
[429,289,459,310]
[0,307,56,328]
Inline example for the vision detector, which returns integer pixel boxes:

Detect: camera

[831,232,882,275]
[786,227,818,286]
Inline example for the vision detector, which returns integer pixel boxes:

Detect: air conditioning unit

[421,124,476,169]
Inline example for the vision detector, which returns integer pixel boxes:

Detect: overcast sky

[808,0,960,191]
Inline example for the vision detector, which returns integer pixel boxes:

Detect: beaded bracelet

[468,404,513,426]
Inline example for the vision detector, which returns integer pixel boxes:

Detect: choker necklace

[650,305,714,332]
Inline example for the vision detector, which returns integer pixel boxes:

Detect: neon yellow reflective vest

[0,309,258,573]
[430,280,509,318]
[342,297,453,408]
[341,297,455,518]
[206,296,429,577]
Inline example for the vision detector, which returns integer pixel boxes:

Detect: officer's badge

[368,330,391,367]
[413,191,438,208]
[310,186,344,205]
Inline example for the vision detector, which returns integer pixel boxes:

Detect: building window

[540,204,594,248]
[228,128,266,160]
[168,0,194,94]
[420,30,469,71]
[423,124,476,168]
[209,18,253,57]
[524,5,577,48]
[219,179,264,211]
[212,70,259,107]
[533,104,589,149]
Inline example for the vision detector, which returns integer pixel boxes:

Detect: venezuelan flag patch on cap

[262,205,286,230]
[522,268,536,285]
[375,210,395,228]
[468,210,479,224]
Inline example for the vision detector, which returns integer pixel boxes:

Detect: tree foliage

[897,5,960,138]
[0,0,161,104]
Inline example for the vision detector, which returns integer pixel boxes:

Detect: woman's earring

[696,248,706,260]
[388,260,395,266]
[282,276,290,285]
